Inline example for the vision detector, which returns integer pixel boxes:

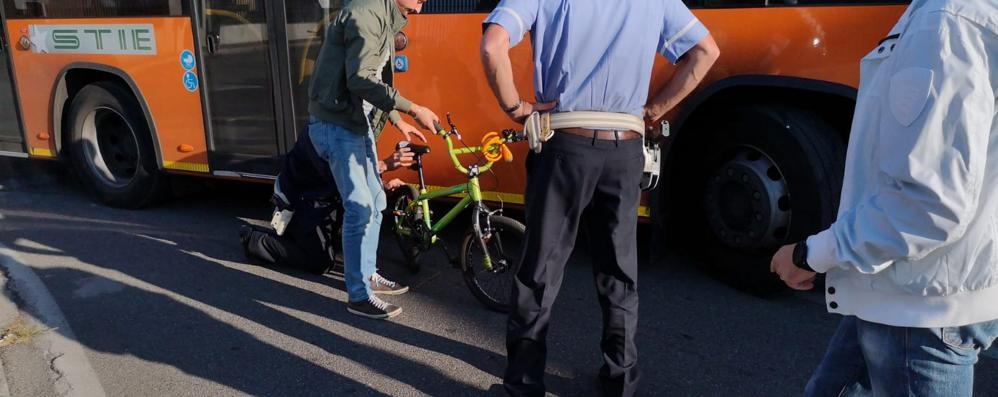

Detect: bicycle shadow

[0,212,500,395]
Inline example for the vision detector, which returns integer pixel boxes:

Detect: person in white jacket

[769,0,998,395]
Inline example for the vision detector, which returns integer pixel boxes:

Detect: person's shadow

[0,176,585,396]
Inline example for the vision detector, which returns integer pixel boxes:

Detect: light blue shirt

[484,0,708,117]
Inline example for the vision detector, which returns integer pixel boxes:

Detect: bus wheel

[685,104,845,295]
[66,81,167,208]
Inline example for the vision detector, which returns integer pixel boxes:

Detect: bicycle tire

[390,185,423,273]
[461,215,525,313]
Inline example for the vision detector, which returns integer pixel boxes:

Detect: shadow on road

[0,157,996,396]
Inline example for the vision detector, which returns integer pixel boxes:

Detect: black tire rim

[464,216,522,310]
[392,189,423,268]
[704,145,791,251]
[81,107,140,188]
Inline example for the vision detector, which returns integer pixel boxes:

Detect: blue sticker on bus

[394,55,408,72]
[183,71,199,92]
[180,50,196,70]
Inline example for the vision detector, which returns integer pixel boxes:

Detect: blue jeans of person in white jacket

[806,316,998,397]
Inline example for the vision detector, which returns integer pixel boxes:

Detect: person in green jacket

[307,0,437,319]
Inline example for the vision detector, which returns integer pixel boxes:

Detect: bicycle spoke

[462,215,525,312]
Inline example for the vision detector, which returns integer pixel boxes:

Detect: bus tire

[66,81,168,209]
[678,104,845,295]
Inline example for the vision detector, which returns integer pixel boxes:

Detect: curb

[0,273,12,397]
[0,274,17,331]
[0,355,9,397]
[0,244,106,397]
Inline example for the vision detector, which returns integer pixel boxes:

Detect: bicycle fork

[466,175,497,272]
[472,204,494,271]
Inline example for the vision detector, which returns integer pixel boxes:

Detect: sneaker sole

[347,306,403,319]
[372,286,410,295]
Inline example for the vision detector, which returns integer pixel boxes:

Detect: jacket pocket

[956,215,998,291]
[974,216,998,290]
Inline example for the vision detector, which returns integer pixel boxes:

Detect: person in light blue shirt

[481,0,719,395]
[484,0,711,119]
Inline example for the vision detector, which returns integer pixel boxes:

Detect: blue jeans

[806,316,998,397]
[308,118,385,303]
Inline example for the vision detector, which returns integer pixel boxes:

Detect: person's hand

[770,244,816,290]
[643,104,667,133]
[506,100,557,124]
[393,119,427,143]
[408,104,439,138]
[384,146,414,171]
[383,178,407,191]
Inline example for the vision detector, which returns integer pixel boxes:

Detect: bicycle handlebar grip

[501,145,513,162]
[433,121,445,135]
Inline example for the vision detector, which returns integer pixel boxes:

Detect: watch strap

[793,240,815,272]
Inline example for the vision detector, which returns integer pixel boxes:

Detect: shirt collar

[389,0,408,31]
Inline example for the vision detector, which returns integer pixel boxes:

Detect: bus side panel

[390,6,905,215]
[4,17,209,172]
[381,13,533,206]
[653,6,907,92]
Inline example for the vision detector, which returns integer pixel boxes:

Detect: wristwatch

[502,98,522,113]
[792,239,815,272]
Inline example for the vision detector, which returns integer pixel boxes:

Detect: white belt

[548,111,645,133]
[524,111,645,153]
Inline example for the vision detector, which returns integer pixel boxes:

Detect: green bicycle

[390,116,526,313]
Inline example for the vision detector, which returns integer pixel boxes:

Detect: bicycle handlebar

[432,119,524,176]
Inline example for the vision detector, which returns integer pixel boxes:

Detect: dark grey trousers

[504,132,643,397]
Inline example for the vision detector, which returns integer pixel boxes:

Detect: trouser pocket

[936,318,998,351]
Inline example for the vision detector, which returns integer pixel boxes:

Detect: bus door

[281,0,336,149]
[200,0,291,177]
[0,11,26,156]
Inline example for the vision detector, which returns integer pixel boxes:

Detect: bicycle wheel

[390,185,424,273]
[461,214,525,312]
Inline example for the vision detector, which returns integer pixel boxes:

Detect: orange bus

[0,0,908,290]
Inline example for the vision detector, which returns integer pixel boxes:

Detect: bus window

[704,0,769,6]
[203,0,281,173]
[704,0,908,6]
[0,20,25,153]
[285,0,340,140]
[422,0,498,14]
[3,0,190,18]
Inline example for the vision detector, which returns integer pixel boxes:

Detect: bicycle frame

[389,119,527,308]
[409,130,491,234]
[412,178,482,242]
[398,122,521,265]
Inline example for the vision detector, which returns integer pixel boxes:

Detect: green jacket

[308,0,411,136]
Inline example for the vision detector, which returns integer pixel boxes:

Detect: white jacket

[806,0,998,328]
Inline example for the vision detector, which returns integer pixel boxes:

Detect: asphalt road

[0,157,995,396]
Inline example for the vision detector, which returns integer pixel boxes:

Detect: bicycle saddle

[408,144,430,155]
[397,140,431,156]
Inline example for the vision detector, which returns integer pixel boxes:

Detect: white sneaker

[347,295,402,319]
[370,272,410,295]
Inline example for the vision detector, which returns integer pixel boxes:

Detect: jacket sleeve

[343,9,412,113]
[387,110,402,125]
[807,11,995,274]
